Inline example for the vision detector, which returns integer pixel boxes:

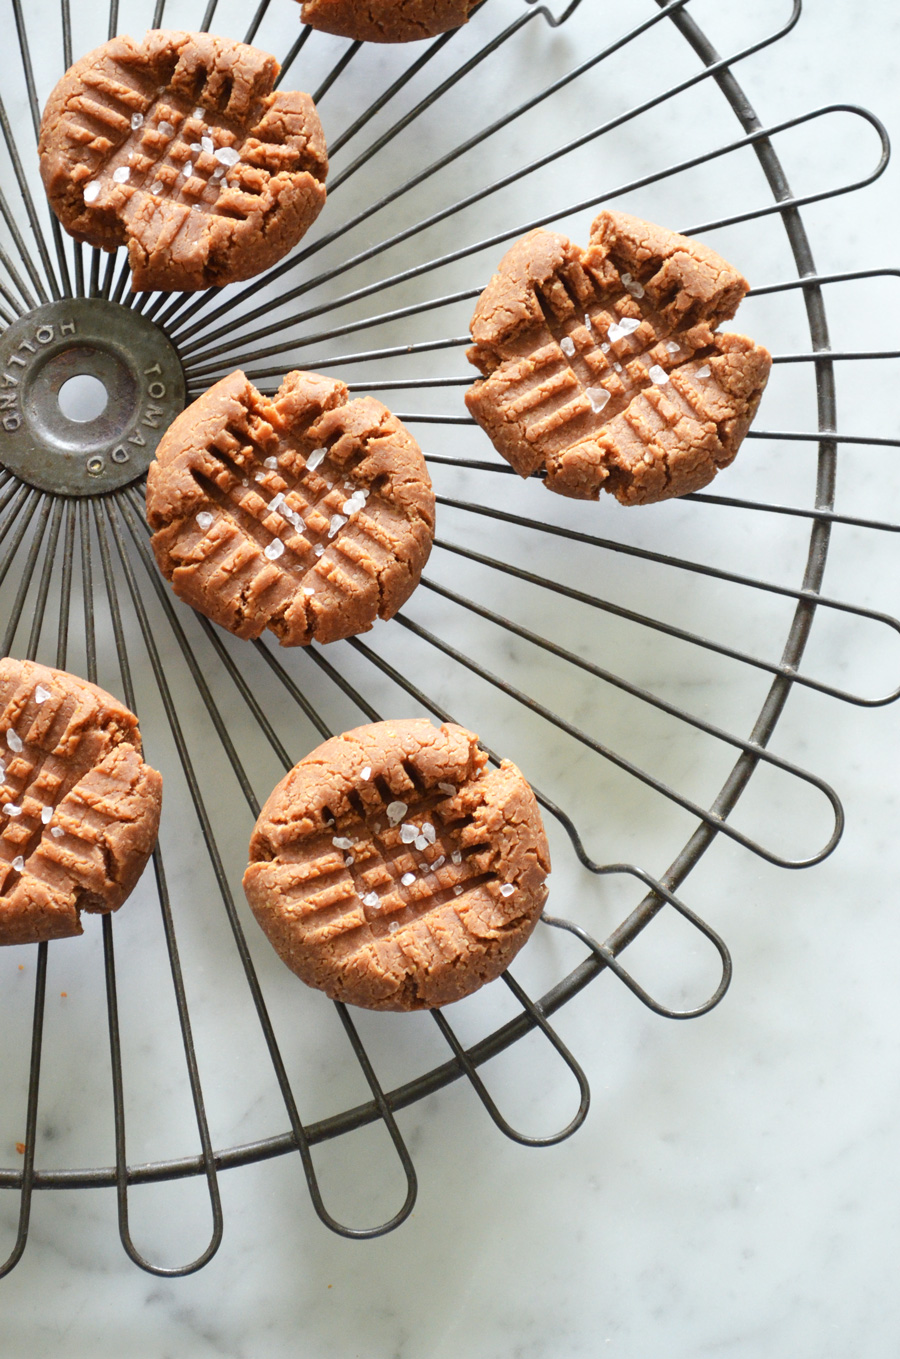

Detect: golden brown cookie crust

[39,30,328,292]
[0,659,162,947]
[145,370,435,646]
[243,720,550,1010]
[466,210,771,504]
[299,0,475,43]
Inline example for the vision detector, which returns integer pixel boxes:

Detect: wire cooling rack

[1,0,898,1276]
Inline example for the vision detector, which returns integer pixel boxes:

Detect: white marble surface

[2,1,900,1354]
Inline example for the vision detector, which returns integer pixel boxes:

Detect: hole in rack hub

[57,374,108,423]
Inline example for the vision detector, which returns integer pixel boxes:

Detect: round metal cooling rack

[1,0,898,1277]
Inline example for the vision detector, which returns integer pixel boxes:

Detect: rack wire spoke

[430,973,590,1146]
[88,498,223,1274]
[430,503,900,706]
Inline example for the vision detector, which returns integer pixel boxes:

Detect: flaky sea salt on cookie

[243,720,550,1010]
[0,659,162,946]
[146,370,435,646]
[299,0,475,43]
[466,210,771,503]
[39,30,327,292]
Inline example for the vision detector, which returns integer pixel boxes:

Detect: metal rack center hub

[0,298,185,495]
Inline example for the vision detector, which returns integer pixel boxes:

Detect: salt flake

[314,545,325,558]
[401,872,416,887]
[560,335,576,358]
[587,386,611,415]
[332,836,353,850]
[499,883,516,898]
[438,782,456,796]
[201,136,214,154]
[302,587,315,597]
[6,730,22,753]
[451,850,462,865]
[361,766,372,781]
[191,142,203,153]
[666,340,680,354]
[584,314,593,330]
[130,112,144,131]
[697,364,712,379]
[158,121,174,138]
[34,685,51,704]
[607,316,641,343]
[41,806,53,824]
[648,364,670,385]
[83,180,101,204]
[264,539,285,561]
[328,514,346,539]
[113,166,131,184]
[307,448,327,471]
[386,801,408,826]
[214,146,240,167]
[149,181,164,196]
[5,803,21,817]
[182,163,193,178]
[453,885,463,896]
[421,822,436,845]
[621,272,645,299]
[12,856,24,873]
[431,856,446,871]
[196,511,214,530]
[399,823,418,844]
[363,892,379,908]
[388,921,399,933]
[414,836,427,852]
[193,107,205,121]
[50,826,64,839]
[268,493,285,514]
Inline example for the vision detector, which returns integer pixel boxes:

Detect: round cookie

[243,720,550,1011]
[0,659,162,947]
[145,370,435,646]
[466,210,772,503]
[299,0,475,43]
[39,30,328,292]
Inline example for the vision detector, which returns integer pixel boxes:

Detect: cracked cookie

[243,719,550,1010]
[466,210,771,503]
[145,370,435,646]
[299,0,476,43]
[39,30,328,292]
[0,658,162,946]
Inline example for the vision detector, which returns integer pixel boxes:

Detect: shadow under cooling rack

[1,0,899,1276]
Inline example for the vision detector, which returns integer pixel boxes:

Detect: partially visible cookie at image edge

[39,30,328,292]
[299,0,475,43]
[466,210,771,503]
[243,719,550,1011]
[146,369,435,646]
[0,659,162,947]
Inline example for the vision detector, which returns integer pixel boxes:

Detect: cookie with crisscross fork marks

[39,30,327,292]
[0,659,162,946]
[243,720,550,1010]
[466,211,771,503]
[299,0,475,42]
[146,370,435,646]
